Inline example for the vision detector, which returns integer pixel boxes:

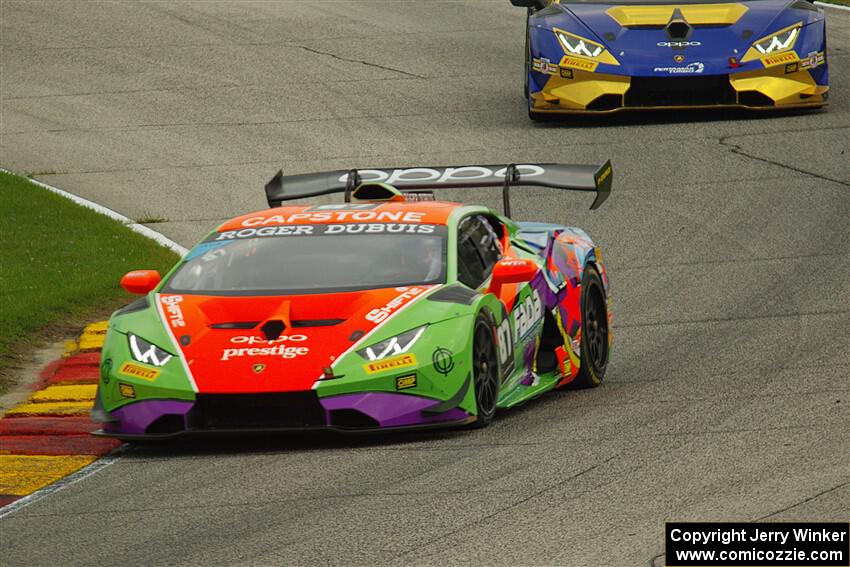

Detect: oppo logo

[337,165,546,185]
[230,335,308,345]
[658,41,702,47]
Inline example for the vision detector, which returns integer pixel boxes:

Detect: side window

[457,215,503,289]
[475,216,503,268]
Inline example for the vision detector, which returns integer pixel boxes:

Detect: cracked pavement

[1,1,848,565]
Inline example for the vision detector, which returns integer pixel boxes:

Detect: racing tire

[570,264,609,389]
[470,315,499,428]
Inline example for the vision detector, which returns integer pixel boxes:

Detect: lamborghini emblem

[674,54,685,63]
[252,364,266,374]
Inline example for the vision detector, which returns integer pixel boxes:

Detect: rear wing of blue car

[264,161,612,216]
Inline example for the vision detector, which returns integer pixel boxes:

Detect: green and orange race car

[92,162,614,438]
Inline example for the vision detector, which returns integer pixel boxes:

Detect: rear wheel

[571,265,609,389]
[471,316,499,427]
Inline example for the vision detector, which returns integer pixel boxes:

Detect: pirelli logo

[118,361,160,381]
[762,51,798,67]
[560,56,598,72]
[364,354,417,375]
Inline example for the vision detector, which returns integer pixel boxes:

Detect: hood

[155,286,436,393]
[537,0,823,76]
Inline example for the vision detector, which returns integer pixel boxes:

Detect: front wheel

[471,316,499,427]
[571,264,609,389]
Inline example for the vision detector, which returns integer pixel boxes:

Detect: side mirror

[121,270,161,295]
[487,258,538,296]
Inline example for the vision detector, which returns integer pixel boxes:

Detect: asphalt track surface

[1,2,848,565]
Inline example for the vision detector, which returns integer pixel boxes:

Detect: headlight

[357,326,427,361]
[753,23,800,54]
[551,28,619,67]
[554,29,605,58]
[127,333,173,367]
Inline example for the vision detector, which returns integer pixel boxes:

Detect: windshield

[164,224,447,295]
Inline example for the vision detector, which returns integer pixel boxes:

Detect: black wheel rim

[473,326,498,419]
[584,284,608,371]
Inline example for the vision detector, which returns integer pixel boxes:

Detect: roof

[217,201,463,232]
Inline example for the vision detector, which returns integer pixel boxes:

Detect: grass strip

[0,171,179,389]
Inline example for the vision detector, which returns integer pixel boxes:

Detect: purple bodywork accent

[321,392,470,428]
[102,393,468,436]
[520,341,537,386]
[102,399,193,435]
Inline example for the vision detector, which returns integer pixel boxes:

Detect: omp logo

[338,165,546,185]
[119,383,136,398]
[395,374,417,389]
[658,41,701,47]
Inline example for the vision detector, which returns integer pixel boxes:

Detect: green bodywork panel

[101,303,195,412]
[99,205,596,418]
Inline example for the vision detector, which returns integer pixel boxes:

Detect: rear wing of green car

[264,161,612,216]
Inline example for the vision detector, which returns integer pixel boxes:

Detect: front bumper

[93,387,474,440]
[529,64,828,114]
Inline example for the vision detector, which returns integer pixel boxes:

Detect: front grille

[189,392,326,430]
[328,409,380,429]
[625,75,736,107]
[738,90,774,107]
[146,414,185,435]
[587,94,623,111]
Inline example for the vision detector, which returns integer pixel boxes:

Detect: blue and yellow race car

[511,0,829,117]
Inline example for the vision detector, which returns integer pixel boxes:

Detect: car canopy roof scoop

[263,161,613,216]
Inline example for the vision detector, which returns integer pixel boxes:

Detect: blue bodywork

[523,0,829,112]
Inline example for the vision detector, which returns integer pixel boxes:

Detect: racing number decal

[497,318,514,371]
[514,290,542,341]
[496,288,543,381]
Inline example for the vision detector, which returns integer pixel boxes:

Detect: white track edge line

[0,168,188,256]
[0,447,127,519]
[814,1,850,11]
[0,168,184,518]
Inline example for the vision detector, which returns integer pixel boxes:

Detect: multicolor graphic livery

[93,162,614,438]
